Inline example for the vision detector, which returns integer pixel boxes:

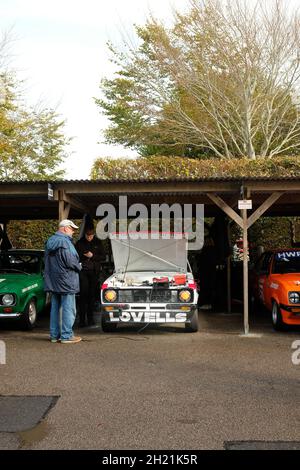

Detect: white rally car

[100,234,199,332]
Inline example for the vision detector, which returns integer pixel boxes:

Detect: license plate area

[108,310,187,323]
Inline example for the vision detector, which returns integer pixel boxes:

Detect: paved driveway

[0,310,299,450]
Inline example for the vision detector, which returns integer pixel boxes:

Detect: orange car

[252,249,300,330]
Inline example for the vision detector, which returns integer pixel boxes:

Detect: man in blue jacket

[44,219,82,344]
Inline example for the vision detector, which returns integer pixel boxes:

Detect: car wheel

[271,301,286,331]
[185,309,199,333]
[101,314,117,333]
[21,299,37,330]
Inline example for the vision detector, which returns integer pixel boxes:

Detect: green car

[0,250,48,330]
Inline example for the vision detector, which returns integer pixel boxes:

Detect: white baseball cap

[59,219,79,229]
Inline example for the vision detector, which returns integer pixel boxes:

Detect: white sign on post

[48,184,54,201]
[238,199,252,210]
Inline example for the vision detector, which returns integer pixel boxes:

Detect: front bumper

[279,304,300,325]
[279,304,300,314]
[0,312,22,319]
[102,305,197,324]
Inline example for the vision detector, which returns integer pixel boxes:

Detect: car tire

[21,299,37,330]
[101,314,117,333]
[271,301,286,331]
[185,309,199,333]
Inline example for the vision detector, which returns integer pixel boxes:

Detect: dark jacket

[75,236,105,273]
[44,232,82,294]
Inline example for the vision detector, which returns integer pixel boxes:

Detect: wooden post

[227,256,231,314]
[227,222,231,314]
[242,209,249,335]
[207,190,285,335]
[58,190,71,221]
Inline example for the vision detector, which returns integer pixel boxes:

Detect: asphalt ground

[0,309,299,450]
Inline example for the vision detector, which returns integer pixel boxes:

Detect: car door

[253,252,272,306]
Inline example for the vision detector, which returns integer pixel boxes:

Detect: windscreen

[0,252,41,274]
[273,251,300,274]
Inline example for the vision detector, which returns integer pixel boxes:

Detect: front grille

[151,289,172,302]
[118,289,171,303]
[114,289,192,304]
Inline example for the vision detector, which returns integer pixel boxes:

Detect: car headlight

[2,294,15,306]
[179,290,192,303]
[289,292,300,304]
[104,289,117,302]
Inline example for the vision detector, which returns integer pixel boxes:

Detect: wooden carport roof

[1,176,300,335]
[0,176,300,221]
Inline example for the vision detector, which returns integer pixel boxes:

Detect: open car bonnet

[110,235,188,273]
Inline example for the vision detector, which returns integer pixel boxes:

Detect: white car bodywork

[101,235,199,332]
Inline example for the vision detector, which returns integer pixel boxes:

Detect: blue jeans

[50,293,76,340]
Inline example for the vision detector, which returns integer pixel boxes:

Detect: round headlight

[179,290,191,303]
[289,292,300,304]
[104,289,117,302]
[2,294,15,306]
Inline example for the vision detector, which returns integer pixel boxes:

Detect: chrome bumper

[0,313,22,319]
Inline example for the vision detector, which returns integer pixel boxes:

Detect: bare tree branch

[98,0,300,158]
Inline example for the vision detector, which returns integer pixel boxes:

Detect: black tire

[101,314,118,333]
[185,309,199,333]
[20,299,37,330]
[271,301,286,331]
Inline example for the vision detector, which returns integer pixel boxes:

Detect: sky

[1,0,299,180]
[0,0,188,180]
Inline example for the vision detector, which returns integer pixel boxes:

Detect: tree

[96,0,300,159]
[0,31,69,180]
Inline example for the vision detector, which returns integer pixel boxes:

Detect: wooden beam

[227,193,241,211]
[0,183,48,196]
[246,180,300,192]
[59,200,70,221]
[247,192,284,229]
[61,193,90,215]
[55,181,239,195]
[206,193,243,229]
[55,189,89,216]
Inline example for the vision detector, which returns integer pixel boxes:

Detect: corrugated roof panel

[0,176,300,184]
